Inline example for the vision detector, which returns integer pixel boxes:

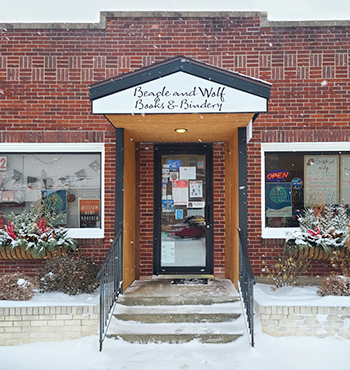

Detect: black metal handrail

[238,228,256,347]
[96,228,123,351]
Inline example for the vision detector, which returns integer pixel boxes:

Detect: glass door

[153,144,213,275]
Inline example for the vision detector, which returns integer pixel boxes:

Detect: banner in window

[266,183,292,217]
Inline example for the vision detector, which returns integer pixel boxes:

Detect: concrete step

[113,312,241,323]
[116,278,240,306]
[106,279,244,344]
[116,295,239,306]
[108,333,242,344]
[107,301,244,344]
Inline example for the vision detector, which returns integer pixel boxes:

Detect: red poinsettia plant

[0,209,76,258]
[285,204,350,254]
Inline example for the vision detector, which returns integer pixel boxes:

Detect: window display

[264,151,350,230]
[0,153,101,230]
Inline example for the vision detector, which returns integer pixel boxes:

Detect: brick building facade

[1,11,350,287]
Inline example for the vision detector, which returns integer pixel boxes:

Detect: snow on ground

[0,290,99,307]
[1,285,350,370]
[255,283,350,307]
[1,318,349,370]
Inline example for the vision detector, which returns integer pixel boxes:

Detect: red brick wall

[2,14,350,276]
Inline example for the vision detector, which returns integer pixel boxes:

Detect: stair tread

[113,301,241,314]
[113,312,241,323]
[108,316,245,335]
[107,333,242,344]
[116,296,240,306]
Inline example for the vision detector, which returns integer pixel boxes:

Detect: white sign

[304,155,339,205]
[188,201,205,208]
[161,241,175,264]
[180,166,196,180]
[92,72,267,114]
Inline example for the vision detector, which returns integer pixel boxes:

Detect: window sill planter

[0,246,66,260]
[295,247,350,260]
[0,209,77,260]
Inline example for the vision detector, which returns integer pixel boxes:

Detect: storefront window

[0,144,104,238]
[262,143,350,238]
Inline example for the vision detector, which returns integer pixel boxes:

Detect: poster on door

[180,166,196,180]
[189,180,203,198]
[173,180,188,205]
[162,199,174,212]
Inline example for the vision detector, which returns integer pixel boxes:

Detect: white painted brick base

[0,305,99,346]
[255,301,350,338]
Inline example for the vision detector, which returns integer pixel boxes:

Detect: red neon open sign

[267,170,289,182]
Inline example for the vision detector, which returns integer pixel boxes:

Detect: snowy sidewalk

[1,283,350,370]
[1,316,349,370]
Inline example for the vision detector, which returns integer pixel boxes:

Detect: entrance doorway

[153,143,213,275]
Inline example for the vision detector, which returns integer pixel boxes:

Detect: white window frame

[261,142,350,239]
[0,143,105,239]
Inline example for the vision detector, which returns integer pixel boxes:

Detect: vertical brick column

[213,142,226,277]
[139,143,154,277]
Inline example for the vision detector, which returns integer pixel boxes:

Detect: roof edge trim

[88,56,271,101]
[1,11,350,30]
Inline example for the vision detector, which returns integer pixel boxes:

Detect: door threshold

[152,274,214,280]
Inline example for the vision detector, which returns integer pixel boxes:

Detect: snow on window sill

[261,227,298,240]
[67,228,104,239]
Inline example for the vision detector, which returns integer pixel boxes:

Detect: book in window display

[79,199,100,228]
[1,190,14,202]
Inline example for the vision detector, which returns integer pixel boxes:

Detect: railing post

[97,228,123,351]
[238,228,256,347]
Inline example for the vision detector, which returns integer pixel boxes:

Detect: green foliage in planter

[285,204,350,254]
[0,272,36,301]
[37,254,100,295]
[0,199,77,258]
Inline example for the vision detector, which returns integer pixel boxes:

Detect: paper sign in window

[189,180,203,198]
[304,155,338,205]
[179,166,196,180]
[341,155,350,204]
[161,241,175,264]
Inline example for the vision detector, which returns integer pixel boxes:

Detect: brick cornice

[2,11,350,30]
